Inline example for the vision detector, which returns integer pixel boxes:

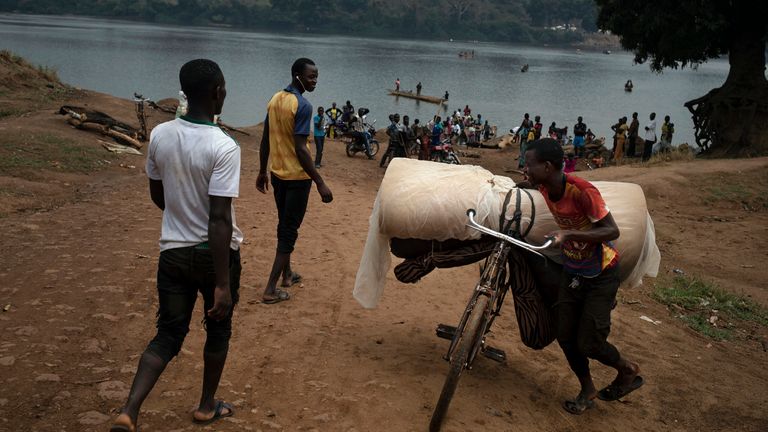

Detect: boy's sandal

[110,413,138,432]
[262,289,290,304]
[192,400,234,425]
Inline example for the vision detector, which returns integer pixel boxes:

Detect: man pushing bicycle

[520,138,644,415]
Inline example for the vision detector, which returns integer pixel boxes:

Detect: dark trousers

[626,135,637,157]
[642,139,655,161]
[147,246,241,363]
[314,136,325,166]
[380,141,406,167]
[271,174,312,254]
[351,131,372,157]
[556,265,621,378]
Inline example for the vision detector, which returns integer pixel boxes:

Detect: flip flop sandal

[193,400,234,425]
[280,272,303,288]
[262,289,291,304]
[597,375,644,402]
[110,413,138,432]
[562,397,596,415]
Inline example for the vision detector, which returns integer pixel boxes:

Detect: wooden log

[79,122,106,134]
[105,129,143,149]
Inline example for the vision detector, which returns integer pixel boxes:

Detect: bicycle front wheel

[429,294,490,432]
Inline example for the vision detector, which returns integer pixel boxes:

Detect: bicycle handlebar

[465,209,553,259]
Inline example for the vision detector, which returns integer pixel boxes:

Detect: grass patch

[653,275,768,340]
[37,65,59,82]
[0,108,24,118]
[703,182,767,211]
[0,49,24,64]
[643,145,696,165]
[0,133,113,176]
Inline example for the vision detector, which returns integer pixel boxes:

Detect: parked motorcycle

[325,117,350,136]
[430,137,461,164]
[345,118,380,158]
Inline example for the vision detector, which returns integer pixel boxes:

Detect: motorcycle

[344,118,380,158]
[325,117,350,136]
[430,137,461,164]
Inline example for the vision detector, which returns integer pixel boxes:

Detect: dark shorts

[556,265,621,375]
[271,174,312,254]
[147,245,242,363]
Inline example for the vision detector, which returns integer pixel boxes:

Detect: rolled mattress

[354,158,660,308]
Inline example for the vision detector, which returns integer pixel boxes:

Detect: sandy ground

[0,90,767,432]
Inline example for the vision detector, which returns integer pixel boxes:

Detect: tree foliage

[595,0,767,73]
[596,0,768,156]
[0,0,599,43]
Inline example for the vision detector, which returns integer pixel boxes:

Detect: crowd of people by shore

[512,110,677,171]
[309,100,494,166]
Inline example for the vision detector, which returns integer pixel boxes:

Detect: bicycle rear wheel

[429,294,490,432]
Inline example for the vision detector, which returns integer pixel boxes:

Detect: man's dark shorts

[556,264,621,374]
[147,245,241,363]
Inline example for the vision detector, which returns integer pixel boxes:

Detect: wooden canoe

[388,89,446,105]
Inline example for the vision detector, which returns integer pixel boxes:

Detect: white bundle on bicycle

[353,158,660,308]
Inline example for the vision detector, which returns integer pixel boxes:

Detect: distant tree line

[0,0,598,44]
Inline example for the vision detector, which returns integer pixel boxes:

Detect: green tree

[596,0,768,156]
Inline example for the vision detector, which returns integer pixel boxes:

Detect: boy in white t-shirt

[111,59,242,432]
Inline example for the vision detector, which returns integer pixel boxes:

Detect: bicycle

[429,209,552,431]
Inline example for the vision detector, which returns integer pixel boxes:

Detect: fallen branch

[100,140,142,155]
[147,100,176,114]
[217,120,251,136]
[60,105,143,149]
[106,129,143,149]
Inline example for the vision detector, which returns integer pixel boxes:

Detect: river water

[1,13,730,147]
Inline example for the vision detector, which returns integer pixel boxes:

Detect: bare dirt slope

[1,89,767,432]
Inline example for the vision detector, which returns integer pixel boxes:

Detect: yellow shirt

[266,85,312,180]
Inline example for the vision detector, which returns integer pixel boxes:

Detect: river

[0,13,730,147]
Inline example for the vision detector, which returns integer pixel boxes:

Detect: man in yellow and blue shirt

[256,58,333,304]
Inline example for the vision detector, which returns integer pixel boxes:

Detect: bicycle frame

[443,209,552,368]
[443,239,511,368]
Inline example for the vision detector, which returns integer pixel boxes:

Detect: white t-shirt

[645,119,657,141]
[351,114,366,133]
[146,117,243,251]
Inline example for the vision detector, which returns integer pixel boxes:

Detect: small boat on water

[521,64,529,72]
[388,89,446,105]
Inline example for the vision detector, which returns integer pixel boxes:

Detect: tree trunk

[686,28,768,157]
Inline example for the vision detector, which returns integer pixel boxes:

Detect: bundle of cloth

[353,158,660,311]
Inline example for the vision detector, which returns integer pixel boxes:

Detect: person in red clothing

[520,138,643,415]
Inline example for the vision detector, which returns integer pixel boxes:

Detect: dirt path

[1,97,767,431]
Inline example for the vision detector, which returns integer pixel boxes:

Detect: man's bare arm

[294,135,333,203]
[206,195,233,321]
[549,213,620,248]
[149,179,165,210]
[256,120,270,193]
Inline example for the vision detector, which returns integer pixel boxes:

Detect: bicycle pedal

[436,324,457,341]
[482,345,507,363]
